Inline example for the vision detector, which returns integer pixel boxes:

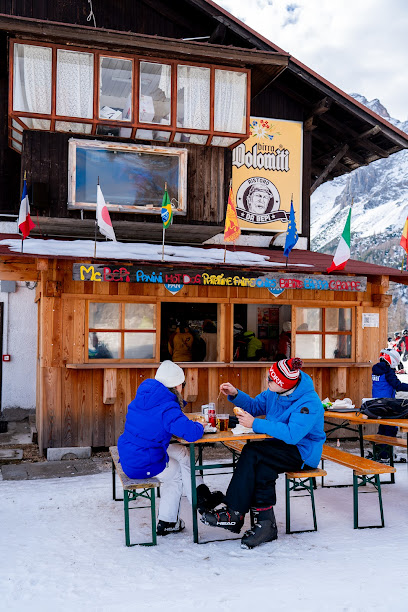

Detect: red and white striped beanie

[268,358,303,390]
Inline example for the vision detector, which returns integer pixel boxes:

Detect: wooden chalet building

[0,0,408,453]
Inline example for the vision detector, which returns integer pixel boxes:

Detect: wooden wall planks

[34,260,389,451]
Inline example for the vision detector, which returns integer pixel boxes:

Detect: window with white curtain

[13,43,52,129]
[10,41,250,148]
[56,50,93,134]
[214,69,247,134]
[177,65,210,143]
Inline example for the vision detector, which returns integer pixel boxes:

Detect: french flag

[18,177,35,239]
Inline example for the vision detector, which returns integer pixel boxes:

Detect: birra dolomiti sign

[232,117,303,232]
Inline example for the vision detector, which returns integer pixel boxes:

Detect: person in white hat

[118,361,223,536]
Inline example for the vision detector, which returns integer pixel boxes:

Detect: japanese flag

[96,185,116,241]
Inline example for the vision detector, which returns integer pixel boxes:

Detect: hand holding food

[237,412,255,428]
[192,415,206,424]
[233,407,245,416]
[219,382,238,396]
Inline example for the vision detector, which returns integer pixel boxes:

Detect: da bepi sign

[73,264,367,292]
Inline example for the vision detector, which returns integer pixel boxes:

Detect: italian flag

[327,205,352,273]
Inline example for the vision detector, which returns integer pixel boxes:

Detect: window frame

[9,39,251,152]
[67,138,188,214]
[86,301,159,363]
[294,306,354,361]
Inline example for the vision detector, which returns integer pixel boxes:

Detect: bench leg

[285,476,291,534]
[123,488,158,547]
[372,443,395,484]
[124,490,131,546]
[285,476,318,534]
[353,473,385,529]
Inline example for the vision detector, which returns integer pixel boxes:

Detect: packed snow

[0,237,313,268]
[2,455,408,611]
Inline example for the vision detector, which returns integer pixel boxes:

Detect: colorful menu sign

[73,264,366,292]
[232,117,303,233]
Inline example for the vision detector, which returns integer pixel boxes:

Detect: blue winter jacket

[228,372,325,467]
[118,379,204,478]
[372,361,408,398]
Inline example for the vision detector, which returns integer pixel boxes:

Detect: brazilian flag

[161,188,173,229]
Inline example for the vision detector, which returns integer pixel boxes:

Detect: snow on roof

[0,237,313,268]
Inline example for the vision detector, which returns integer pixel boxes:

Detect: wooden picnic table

[324,410,408,457]
[174,415,271,543]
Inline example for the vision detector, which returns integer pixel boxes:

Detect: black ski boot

[200,506,244,533]
[196,484,225,515]
[156,518,185,536]
[240,507,278,549]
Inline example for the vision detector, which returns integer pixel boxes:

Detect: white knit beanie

[155,360,185,388]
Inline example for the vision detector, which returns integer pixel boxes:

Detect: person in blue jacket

[118,360,222,536]
[201,357,325,549]
[371,348,408,458]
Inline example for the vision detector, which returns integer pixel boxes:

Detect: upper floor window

[9,40,250,153]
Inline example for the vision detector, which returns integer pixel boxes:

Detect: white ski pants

[156,443,203,522]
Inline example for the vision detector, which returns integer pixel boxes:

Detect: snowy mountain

[310,95,408,329]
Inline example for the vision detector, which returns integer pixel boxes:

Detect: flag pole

[94,176,99,258]
[161,182,167,262]
[285,193,294,268]
[224,179,233,263]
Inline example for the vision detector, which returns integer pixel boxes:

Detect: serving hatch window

[295,307,352,359]
[233,304,292,361]
[88,302,156,361]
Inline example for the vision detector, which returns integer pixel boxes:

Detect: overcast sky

[216,0,408,121]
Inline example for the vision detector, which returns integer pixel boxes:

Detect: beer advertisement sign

[232,117,303,232]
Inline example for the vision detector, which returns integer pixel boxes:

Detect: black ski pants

[224,438,304,514]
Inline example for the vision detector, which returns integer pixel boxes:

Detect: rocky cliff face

[310,95,408,330]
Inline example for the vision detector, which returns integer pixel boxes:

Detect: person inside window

[201,357,325,549]
[202,319,217,362]
[243,330,264,361]
[276,321,291,360]
[118,361,223,536]
[168,320,194,362]
[233,323,246,360]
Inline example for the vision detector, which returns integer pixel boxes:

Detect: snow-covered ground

[2,458,408,612]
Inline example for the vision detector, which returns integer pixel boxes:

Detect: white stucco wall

[0,222,37,412]
[0,281,38,411]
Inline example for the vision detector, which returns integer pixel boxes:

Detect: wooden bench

[321,444,396,529]
[110,446,160,547]
[363,434,408,483]
[222,440,327,534]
